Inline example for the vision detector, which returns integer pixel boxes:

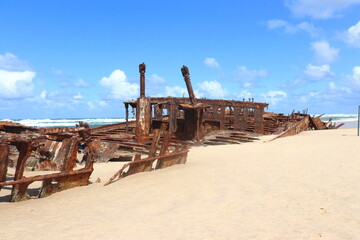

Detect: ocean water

[0,118,130,128]
[1,114,358,128]
[318,114,358,123]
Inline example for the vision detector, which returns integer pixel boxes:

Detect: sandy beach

[0,128,359,240]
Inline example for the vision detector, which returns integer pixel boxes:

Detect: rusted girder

[135,97,151,141]
[270,115,311,141]
[104,130,188,186]
[104,148,189,186]
[0,144,9,190]
[139,62,146,98]
[181,65,197,105]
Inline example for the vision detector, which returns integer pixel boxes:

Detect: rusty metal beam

[135,97,151,141]
[104,148,189,186]
[139,62,146,97]
[270,115,311,141]
[148,129,161,158]
[181,65,197,105]
[0,144,9,190]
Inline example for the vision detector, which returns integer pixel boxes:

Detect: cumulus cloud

[149,74,165,83]
[235,66,268,87]
[0,53,32,71]
[40,90,47,99]
[266,19,320,37]
[238,90,253,100]
[100,69,139,99]
[352,66,360,81]
[98,100,108,107]
[285,0,360,19]
[0,70,35,99]
[204,57,220,68]
[344,21,360,47]
[347,66,360,89]
[311,41,339,64]
[164,86,188,97]
[198,80,227,98]
[73,92,83,100]
[328,82,351,93]
[304,64,334,80]
[262,91,287,105]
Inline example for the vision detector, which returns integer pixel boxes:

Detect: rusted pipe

[125,103,129,133]
[139,62,146,97]
[181,65,196,105]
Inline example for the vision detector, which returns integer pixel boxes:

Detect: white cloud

[73,92,83,100]
[267,19,292,30]
[40,90,47,99]
[0,70,35,99]
[296,22,320,37]
[262,91,287,106]
[236,66,268,84]
[198,80,227,98]
[285,0,360,19]
[149,74,165,83]
[266,19,319,37]
[347,66,360,89]
[304,64,334,80]
[328,81,351,93]
[204,57,220,68]
[328,82,336,90]
[0,53,31,71]
[344,21,360,47]
[352,66,360,81]
[164,86,188,97]
[238,90,253,100]
[100,69,139,99]
[98,100,108,107]
[243,82,252,88]
[311,41,339,64]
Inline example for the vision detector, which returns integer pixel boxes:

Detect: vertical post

[254,108,264,134]
[11,142,33,202]
[125,103,129,133]
[139,63,146,98]
[181,65,196,105]
[219,105,225,130]
[0,144,9,190]
[135,97,151,141]
[168,104,177,134]
[148,129,161,158]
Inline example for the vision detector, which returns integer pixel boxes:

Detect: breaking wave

[318,114,358,123]
[1,118,132,128]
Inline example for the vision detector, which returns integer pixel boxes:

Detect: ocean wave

[1,118,133,128]
[319,114,358,123]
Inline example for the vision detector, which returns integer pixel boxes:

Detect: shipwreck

[0,63,343,202]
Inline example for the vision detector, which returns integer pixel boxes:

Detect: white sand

[0,128,359,240]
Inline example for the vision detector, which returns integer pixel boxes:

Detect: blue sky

[1,0,360,119]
